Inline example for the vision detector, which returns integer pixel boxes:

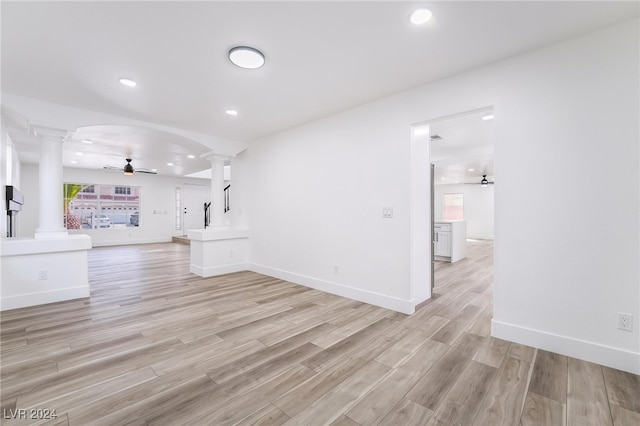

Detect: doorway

[428,107,495,293]
[182,183,208,235]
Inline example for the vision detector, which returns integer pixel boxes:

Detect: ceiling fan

[103,158,157,175]
[465,174,495,186]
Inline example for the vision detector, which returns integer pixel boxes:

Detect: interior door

[182,183,207,235]
[431,163,435,290]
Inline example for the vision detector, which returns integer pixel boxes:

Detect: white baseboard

[248,263,415,314]
[1,286,90,311]
[190,262,249,277]
[492,319,640,375]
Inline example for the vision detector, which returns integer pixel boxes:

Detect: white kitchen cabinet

[434,223,451,257]
[434,221,467,263]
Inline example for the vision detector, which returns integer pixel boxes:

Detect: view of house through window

[63,183,141,229]
[443,193,464,221]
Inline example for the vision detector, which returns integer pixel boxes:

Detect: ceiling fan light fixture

[124,158,134,175]
[229,46,265,69]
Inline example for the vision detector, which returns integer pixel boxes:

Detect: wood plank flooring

[1,240,638,425]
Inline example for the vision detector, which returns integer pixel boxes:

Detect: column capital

[201,153,230,164]
[200,146,244,162]
[32,126,71,142]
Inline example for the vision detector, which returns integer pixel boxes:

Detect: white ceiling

[2,1,638,177]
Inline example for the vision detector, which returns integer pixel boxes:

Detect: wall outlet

[229,250,234,258]
[617,313,633,332]
[382,207,393,218]
[333,265,340,275]
[38,270,48,280]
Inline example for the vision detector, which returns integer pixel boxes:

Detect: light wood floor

[1,240,638,425]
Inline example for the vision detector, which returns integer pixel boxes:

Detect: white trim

[90,237,172,247]
[248,263,415,314]
[1,286,90,311]
[492,319,640,375]
[1,234,91,256]
[190,262,249,277]
[187,228,249,241]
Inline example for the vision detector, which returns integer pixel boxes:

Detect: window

[175,187,182,230]
[64,183,141,229]
[443,193,463,221]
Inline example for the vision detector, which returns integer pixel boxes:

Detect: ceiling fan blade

[463,181,495,185]
[103,159,157,175]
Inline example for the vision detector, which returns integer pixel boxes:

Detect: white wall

[1,130,22,239]
[243,108,413,312]
[435,183,494,240]
[237,19,639,373]
[1,235,91,310]
[20,164,210,246]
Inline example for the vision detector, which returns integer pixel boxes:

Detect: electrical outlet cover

[617,313,633,332]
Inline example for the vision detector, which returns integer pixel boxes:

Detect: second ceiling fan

[103,158,157,175]
[465,174,494,187]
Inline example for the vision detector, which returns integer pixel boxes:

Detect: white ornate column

[34,127,68,239]
[206,154,229,229]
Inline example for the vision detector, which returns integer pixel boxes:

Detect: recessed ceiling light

[225,109,238,116]
[118,78,137,87]
[151,168,157,172]
[188,155,195,159]
[82,140,93,144]
[468,168,475,172]
[75,152,83,156]
[482,114,495,121]
[410,8,433,25]
[229,46,265,69]
[70,160,78,164]
[167,162,174,166]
